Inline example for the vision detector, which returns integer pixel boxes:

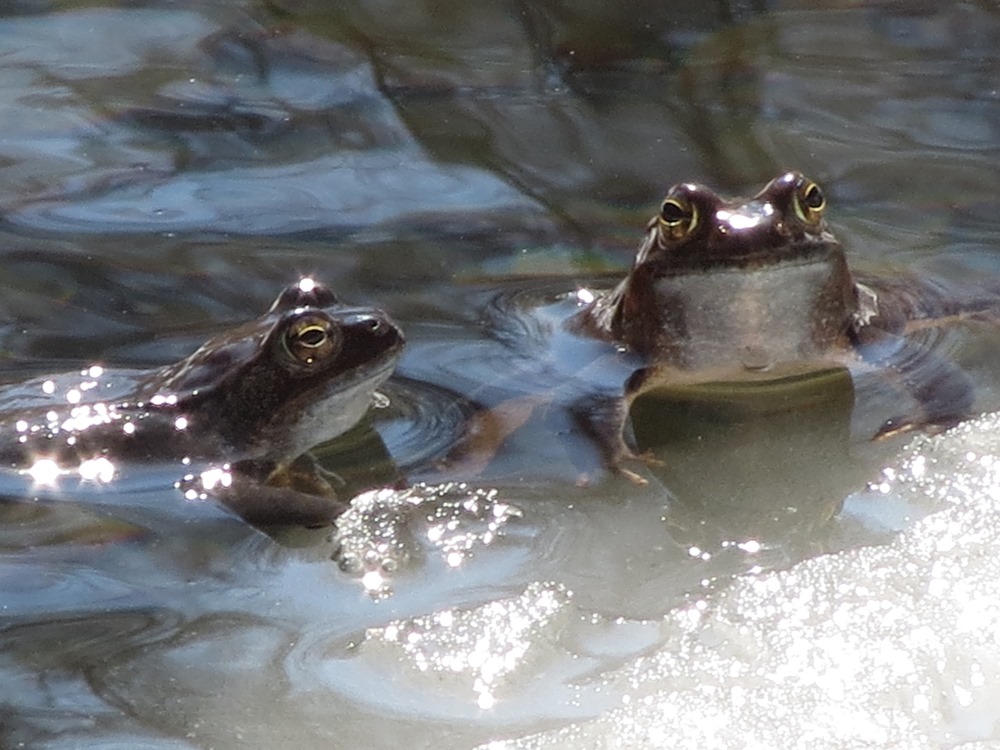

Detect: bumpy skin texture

[570,172,990,475]
[0,280,405,526]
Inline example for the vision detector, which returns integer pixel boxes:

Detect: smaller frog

[0,278,404,526]
[570,171,991,474]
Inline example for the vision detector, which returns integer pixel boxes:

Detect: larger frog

[569,171,993,473]
[0,278,404,526]
[444,172,997,482]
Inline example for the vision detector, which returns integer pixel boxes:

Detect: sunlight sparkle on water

[362,570,385,591]
[576,288,595,305]
[61,403,117,433]
[27,458,62,485]
[79,457,116,483]
[199,466,232,490]
[179,465,233,501]
[364,582,569,714]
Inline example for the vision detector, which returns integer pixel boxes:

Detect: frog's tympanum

[570,171,986,474]
[0,278,404,526]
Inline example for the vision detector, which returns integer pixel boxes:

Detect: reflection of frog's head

[634,171,839,274]
[154,278,404,464]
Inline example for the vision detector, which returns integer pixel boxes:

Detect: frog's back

[0,366,200,468]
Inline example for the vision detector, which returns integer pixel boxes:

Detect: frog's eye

[283,315,340,366]
[657,195,698,241]
[794,180,826,225]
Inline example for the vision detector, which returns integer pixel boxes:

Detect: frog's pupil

[298,326,327,347]
[804,185,824,210]
[660,200,690,224]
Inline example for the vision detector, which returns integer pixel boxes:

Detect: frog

[0,278,404,526]
[442,172,996,484]
[567,170,995,475]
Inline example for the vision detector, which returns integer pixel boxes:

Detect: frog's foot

[874,413,963,441]
[199,455,349,529]
[608,448,670,484]
[857,333,974,441]
[570,394,652,484]
[265,454,342,497]
[613,462,649,485]
[218,482,348,529]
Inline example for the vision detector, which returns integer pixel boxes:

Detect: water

[2,1,1000,748]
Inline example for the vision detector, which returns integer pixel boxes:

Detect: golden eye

[794,180,826,225]
[283,315,339,365]
[658,195,698,241]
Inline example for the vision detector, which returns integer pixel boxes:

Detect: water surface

[2,1,1000,748]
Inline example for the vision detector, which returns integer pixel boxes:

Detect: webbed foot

[856,330,975,442]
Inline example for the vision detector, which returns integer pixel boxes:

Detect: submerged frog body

[570,171,992,472]
[0,278,404,525]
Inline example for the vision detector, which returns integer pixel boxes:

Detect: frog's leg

[218,478,349,529]
[201,455,350,529]
[568,388,653,485]
[571,404,645,484]
[436,393,550,477]
[852,329,974,440]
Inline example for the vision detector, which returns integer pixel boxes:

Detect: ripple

[286,581,594,723]
[1,608,183,666]
[0,499,147,551]
[9,154,541,236]
[374,377,481,472]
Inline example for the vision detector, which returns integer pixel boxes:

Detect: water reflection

[2,8,543,236]
[632,368,862,550]
[1,0,1000,747]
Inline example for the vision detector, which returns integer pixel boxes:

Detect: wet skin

[564,171,997,474]
[0,279,404,526]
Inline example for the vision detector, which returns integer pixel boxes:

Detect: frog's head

[607,173,858,364]
[633,171,839,275]
[157,278,404,463]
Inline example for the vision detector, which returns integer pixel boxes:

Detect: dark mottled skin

[570,172,993,475]
[0,280,404,525]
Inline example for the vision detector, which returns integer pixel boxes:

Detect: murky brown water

[2,1,1000,748]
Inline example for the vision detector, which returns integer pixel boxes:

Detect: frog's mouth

[266,333,404,464]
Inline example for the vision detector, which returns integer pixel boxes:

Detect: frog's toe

[615,464,650,485]
[604,447,655,484]
[873,416,917,441]
[635,449,665,467]
[874,412,964,441]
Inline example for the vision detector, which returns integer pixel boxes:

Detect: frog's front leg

[569,381,658,485]
[852,330,975,440]
[205,455,350,529]
[219,478,349,529]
